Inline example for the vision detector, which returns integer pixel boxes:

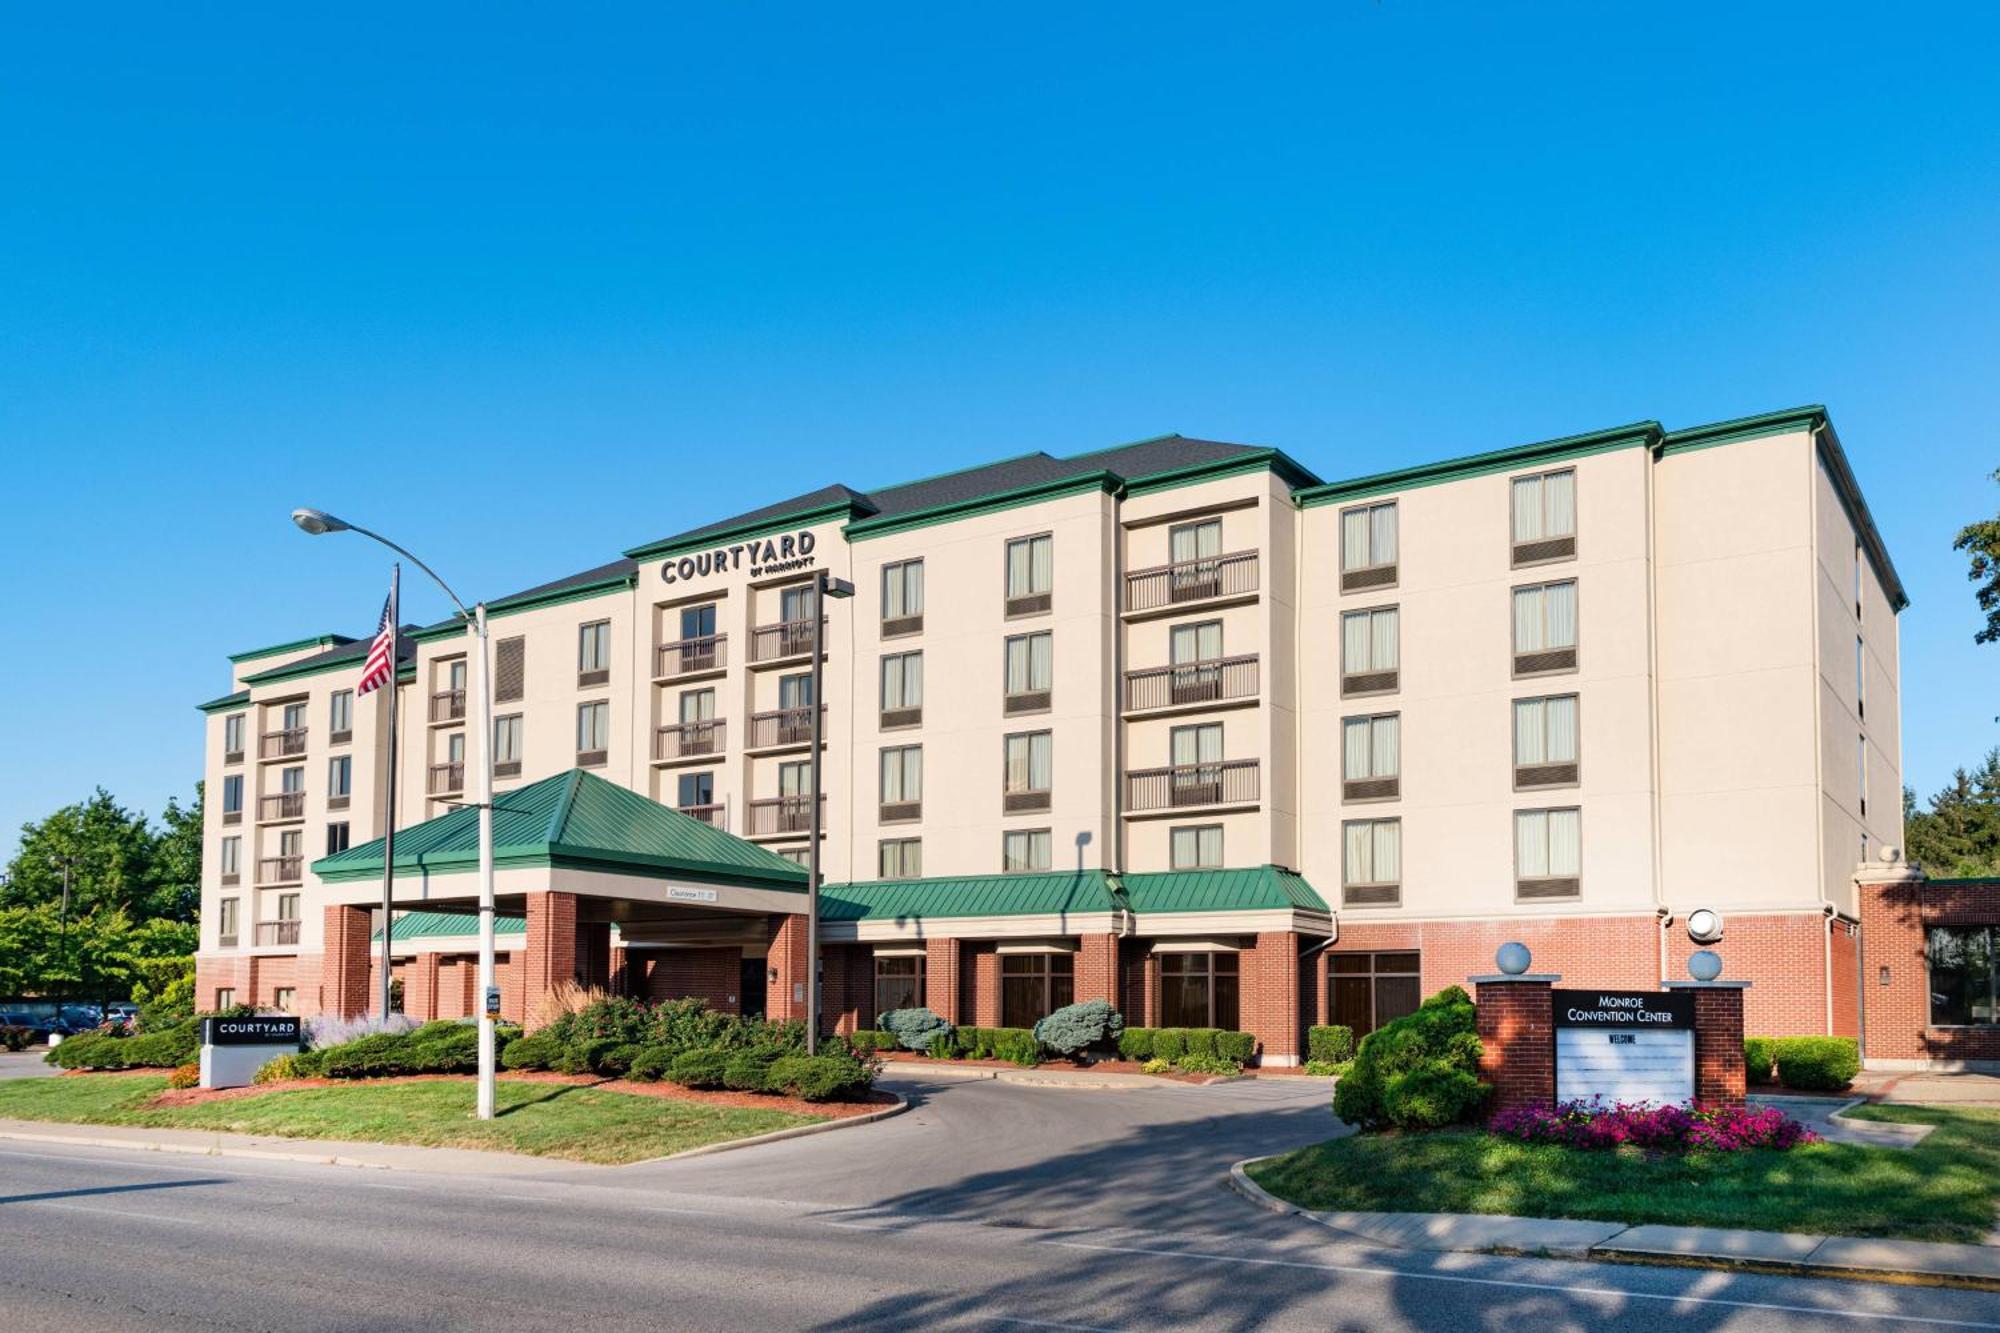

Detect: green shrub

[1307,1025,1356,1066]
[1151,1028,1187,1063]
[878,1007,953,1052]
[1773,1036,1860,1092]
[723,1047,781,1093]
[1182,1028,1219,1060]
[952,1027,1040,1064]
[1,1025,35,1052]
[1215,1031,1255,1065]
[255,1053,304,1083]
[643,997,744,1053]
[626,1046,675,1082]
[1117,1028,1155,1061]
[923,1029,962,1058]
[576,1036,626,1074]
[317,1032,405,1078]
[1032,1000,1125,1058]
[1332,985,1488,1132]
[1175,1053,1239,1077]
[845,1029,894,1054]
[1140,1057,1172,1075]
[669,1048,729,1090]
[291,1048,325,1078]
[1744,1037,1777,1084]
[768,1051,874,1102]
[1301,1059,1344,1077]
[500,1033,561,1071]
[546,996,650,1051]
[404,1023,480,1074]
[595,1041,645,1076]
[54,1018,205,1070]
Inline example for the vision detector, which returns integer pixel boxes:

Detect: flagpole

[380,562,400,1022]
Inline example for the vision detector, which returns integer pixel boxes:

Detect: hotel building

[193,404,1912,1064]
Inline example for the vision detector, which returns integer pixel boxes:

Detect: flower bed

[1491,1099,1816,1152]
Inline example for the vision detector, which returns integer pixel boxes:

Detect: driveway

[0,1049,56,1080]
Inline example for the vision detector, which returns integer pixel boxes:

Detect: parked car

[0,1013,55,1043]
[103,1003,139,1024]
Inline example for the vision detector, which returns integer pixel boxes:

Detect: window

[577,701,610,764]
[1927,926,1999,1026]
[1342,713,1400,801]
[875,953,926,1016]
[329,689,353,741]
[276,890,301,920]
[327,755,352,808]
[214,987,236,1009]
[1003,731,1053,812]
[446,731,466,767]
[281,765,305,794]
[676,770,715,814]
[880,745,923,821]
[778,759,811,798]
[1330,951,1421,1037]
[1001,952,1074,1029]
[1004,631,1053,713]
[494,636,525,703]
[1005,534,1054,615]
[1512,580,1578,674]
[1854,541,1864,619]
[278,829,303,862]
[578,620,612,685]
[779,671,814,712]
[219,836,241,884]
[878,838,922,878]
[1858,733,1868,818]
[1340,502,1398,591]
[1511,468,1577,564]
[1002,829,1052,872]
[883,559,925,635]
[1515,807,1582,899]
[222,713,245,761]
[326,822,350,856]
[1170,824,1223,869]
[282,701,307,733]
[1856,637,1866,719]
[881,651,924,727]
[217,897,239,946]
[1171,620,1222,666]
[1342,818,1402,906]
[1160,951,1239,1029]
[494,714,523,776]
[222,774,243,821]
[447,658,468,695]
[1513,695,1580,788]
[666,605,722,676]
[272,987,296,1013]
[1340,607,1399,695]
[776,847,812,867]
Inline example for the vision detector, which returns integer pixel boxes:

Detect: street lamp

[805,570,854,1055]
[293,508,500,1121]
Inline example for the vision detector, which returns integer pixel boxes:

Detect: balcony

[1126,759,1260,813]
[257,792,305,823]
[1124,550,1258,615]
[430,689,465,723]
[750,617,820,664]
[256,856,302,886]
[655,719,726,762]
[255,919,302,947]
[747,794,824,838]
[1123,654,1259,713]
[747,705,820,751]
[678,803,726,828]
[656,634,727,680]
[259,727,308,760]
[428,761,464,795]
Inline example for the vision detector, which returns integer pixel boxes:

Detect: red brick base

[1474,978,1555,1116]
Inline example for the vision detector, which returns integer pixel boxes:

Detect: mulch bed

[876,1050,1230,1084]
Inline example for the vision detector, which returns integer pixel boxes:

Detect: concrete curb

[883,1063,1243,1090]
[628,1095,911,1164]
[1226,1155,2000,1290]
[0,1126,401,1170]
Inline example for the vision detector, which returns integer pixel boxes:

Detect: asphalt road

[1,1069,1996,1331]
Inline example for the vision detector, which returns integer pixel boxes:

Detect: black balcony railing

[428,761,464,795]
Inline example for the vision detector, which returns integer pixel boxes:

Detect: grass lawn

[1247,1105,2000,1245]
[0,1074,822,1165]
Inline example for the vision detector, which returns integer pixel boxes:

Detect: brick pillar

[1076,934,1119,1008]
[406,952,442,1021]
[320,905,373,1020]
[609,945,630,997]
[1246,932,1302,1065]
[1473,975,1557,1117]
[1141,951,1160,1027]
[766,913,809,1023]
[522,891,578,1031]
[1855,862,1930,1063]
[967,942,1001,1026]
[1671,981,1750,1107]
[925,936,961,1024]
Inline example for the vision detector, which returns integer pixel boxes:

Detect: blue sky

[2,4,1996,848]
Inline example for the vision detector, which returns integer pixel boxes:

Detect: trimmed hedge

[1772,1036,1861,1092]
[1332,986,1487,1132]
[626,1046,674,1082]
[48,1019,202,1070]
[501,1032,562,1071]
[845,1029,895,1054]
[1032,1001,1125,1058]
[316,1019,517,1078]
[767,1051,874,1102]
[943,1027,1040,1066]
[1119,1027,1253,1066]
[669,1048,729,1090]
[1117,1028,1154,1061]
[723,1046,781,1093]
[1307,1025,1356,1066]
[1744,1036,1777,1085]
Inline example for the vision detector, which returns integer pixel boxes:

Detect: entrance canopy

[311,769,807,938]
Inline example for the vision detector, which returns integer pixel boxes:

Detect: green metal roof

[313,769,808,890]
[1119,866,1330,914]
[228,633,356,665]
[374,910,526,942]
[196,689,250,714]
[820,870,1124,923]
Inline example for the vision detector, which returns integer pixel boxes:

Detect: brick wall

[766,914,809,1023]
[406,953,442,1021]
[1117,939,1152,1026]
[1077,934,1119,1008]
[1830,918,1860,1040]
[962,942,1000,1026]
[640,947,742,1013]
[521,892,578,1031]
[822,944,872,1033]
[1245,932,1302,1063]
[925,937,962,1024]
[1859,872,2000,1064]
[1684,985,1748,1106]
[320,905,373,1020]
[1474,979,1554,1116]
[195,954,249,1011]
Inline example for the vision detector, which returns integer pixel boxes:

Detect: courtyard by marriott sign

[661,530,818,585]
[1552,988,1694,1106]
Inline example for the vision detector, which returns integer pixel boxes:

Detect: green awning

[373,910,526,943]
[820,870,1124,923]
[1119,866,1329,914]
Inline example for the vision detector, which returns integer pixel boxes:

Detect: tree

[1954,470,2000,645]
[148,784,203,923]
[2,789,159,919]
[1904,749,2000,876]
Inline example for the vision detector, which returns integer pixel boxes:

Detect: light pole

[805,569,854,1055]
[293,508,500,1121]
[51,855,74,1020]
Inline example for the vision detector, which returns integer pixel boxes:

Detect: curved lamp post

[292,508,499,1121]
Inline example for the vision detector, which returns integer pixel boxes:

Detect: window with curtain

[1160,951,1241,1028]
[1515,807,1582,895]
[1926,926,1999,1026]
[881,651,924,711]
[1342,714,1400,780]
[1340,607,1399,687]
[676,770,713,808]
[1170,722,1223,770]
[328,755,351,797]
[494,714,523,765]
[882,559,925,624]
[282,700,308,732]
[576,701,610,754]
[223,713,245,756]
[680,689,715,724]
[1511,469,1577,545]
[1330,951,1422,1036]
[779,583,816,624]
[1340,502,1398,572]
[578,621,613,674]
[1005,632,1053,697]
[879,838,922,878]
[1170,519,1222,565]
[1170,824,1224,869]
[680,603,717,640]
[1004,731,1053,794]
[277,830,302,862]
[1513,695,1579,786]
[1002,829,1052,871]
[326,822,350,855]
[218,897,239,938]
[1001,953,1074,1029]
[219,837,241,877]
[329,690,353,736]
[1006,534,1054,597]
[447,731,466,765]
[879,746,923,805]
[1170,620,1223,665]
[778,760,810,797]
[779,672,814,710]
[281,765,304,793]
[1342,818,1401,902]
[1512,581,1579,655]
[874,954,925,1016]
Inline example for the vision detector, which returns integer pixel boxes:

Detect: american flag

[356,593,397,695]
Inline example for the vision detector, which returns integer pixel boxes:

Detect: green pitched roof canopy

[1120,866,1328,914]
[313,769,807,891]
[374,910,527,942]
[817,865,1328,923]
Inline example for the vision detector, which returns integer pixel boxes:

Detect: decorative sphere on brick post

[1688,949,1723,982]
[1495,942,1531,976]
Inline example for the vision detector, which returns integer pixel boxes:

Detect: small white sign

[1555,1028,1694,1106]
[667,886,719,904]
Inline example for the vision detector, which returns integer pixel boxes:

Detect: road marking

[1050,1240,2000,1330]
[29,1200,200,1225]
[986,1317,1124,1333]
[641,1205,730,1218]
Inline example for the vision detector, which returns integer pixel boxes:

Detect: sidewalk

[1228,1159,2000,1289]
